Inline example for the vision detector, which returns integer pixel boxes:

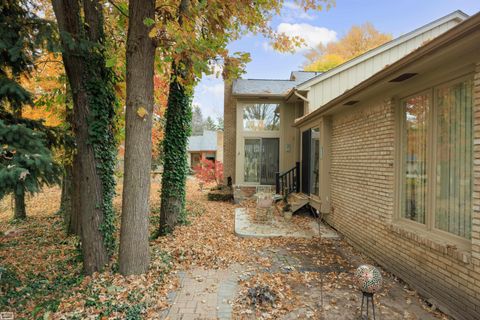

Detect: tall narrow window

[244,139,261,183]
[435,79,473,239]
[311,128,320,195]
[402,94,429,224]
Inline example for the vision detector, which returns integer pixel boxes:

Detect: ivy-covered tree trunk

[52,0,117,274]
[159,66,192,235]
[119,0,156,275]
[14,186,26,220]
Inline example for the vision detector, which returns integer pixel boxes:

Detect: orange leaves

[20,53,66,126]
[152,74,168,157]
[304,22,393,72]
[149,1,336,85]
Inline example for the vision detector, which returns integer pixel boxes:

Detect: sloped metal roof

[188,130,217,151]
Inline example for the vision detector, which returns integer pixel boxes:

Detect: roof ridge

[295,10,468,89]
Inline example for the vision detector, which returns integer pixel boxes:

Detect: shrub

[193,159,223,186]
[207,185,233,202]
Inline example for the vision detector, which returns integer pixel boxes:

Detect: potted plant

[282,197,292,221]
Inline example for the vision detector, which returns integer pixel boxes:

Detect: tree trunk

[12,103,26,220]
[62,88,81,236]
[118,0,156,275]
[61,164,72,226]
[70,156,82,235]
[159,68,192,235]
[14,186,26,220]
[52,0,112,274]
[61,163,80,235]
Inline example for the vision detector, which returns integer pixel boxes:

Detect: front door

[301,129,311,194]
[260,138,279,185]
[244,138,279,185]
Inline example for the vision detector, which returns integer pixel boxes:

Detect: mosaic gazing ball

[354,264,383,293]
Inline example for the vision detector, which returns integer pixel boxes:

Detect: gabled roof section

[232,71,320,97]
[294,11,480,127]
[290,71,322,82]
[295,10,468,90]
[188,131,217,152]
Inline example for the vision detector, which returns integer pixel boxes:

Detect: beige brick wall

[325,70,480,319]
[223,80,236,184]
[216,130,224,163]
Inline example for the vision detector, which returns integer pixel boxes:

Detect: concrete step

[286,193,310,213]
[290,199,309,213]
[289,192,309,201]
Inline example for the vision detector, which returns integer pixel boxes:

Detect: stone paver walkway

[164,266,241,320]
[234,208,320,238]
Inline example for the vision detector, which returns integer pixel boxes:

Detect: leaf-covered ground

[0,177,451,319]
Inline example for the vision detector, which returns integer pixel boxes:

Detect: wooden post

[275,172,280,194]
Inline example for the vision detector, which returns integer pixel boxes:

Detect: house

[187,130,223,170]
[223,10,480,320]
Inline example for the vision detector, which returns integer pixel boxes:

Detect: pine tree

[191,105,205,135]
[0,0,58,219]
[216,116,224,131]
[204,116,217,131]
[0,120,61,214]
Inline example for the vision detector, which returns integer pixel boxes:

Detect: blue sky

[193,0,480,120]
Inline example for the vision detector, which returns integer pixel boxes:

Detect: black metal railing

[275,162,300,195]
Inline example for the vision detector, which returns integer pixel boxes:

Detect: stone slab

[234,208,320,239]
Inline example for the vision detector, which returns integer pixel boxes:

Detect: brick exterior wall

[223,80,236,184]
[325,71,480,319]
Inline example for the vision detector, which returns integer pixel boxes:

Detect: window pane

[244,139,261,182]
[402,94,429,224]
[243,104,280,131]
[435,80,473,239]
[311,128,320,195]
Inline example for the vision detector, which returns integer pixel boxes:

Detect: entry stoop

[288,193,309,213]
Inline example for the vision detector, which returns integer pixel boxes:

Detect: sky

[193,0,480,120]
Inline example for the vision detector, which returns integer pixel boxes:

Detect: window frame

[242,102,281,132]
[395,74,474,248]
[236,100,283,185]
[310,127,321,198]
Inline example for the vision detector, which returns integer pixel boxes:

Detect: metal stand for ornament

[360,291,376,320]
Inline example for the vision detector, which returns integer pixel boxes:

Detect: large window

[435,80,473,238]
[243,103,280,131]
[400,78,473,240]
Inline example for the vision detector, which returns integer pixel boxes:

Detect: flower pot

[283,211,292,221]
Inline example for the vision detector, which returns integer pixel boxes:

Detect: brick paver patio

[164,266,241,320]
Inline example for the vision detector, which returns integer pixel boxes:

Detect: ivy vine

[82,41,119,255]
[159,77,192,235]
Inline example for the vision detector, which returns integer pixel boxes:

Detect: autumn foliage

[152,73,169,158]
[304,22,392,72]
[193,159,224,186]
